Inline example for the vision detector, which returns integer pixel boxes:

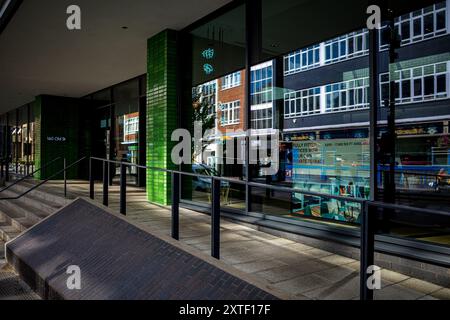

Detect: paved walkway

[15,181,450,300]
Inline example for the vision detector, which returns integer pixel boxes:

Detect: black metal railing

[0,156,61,193]
[88,157,450,301]
[0,157,86,200]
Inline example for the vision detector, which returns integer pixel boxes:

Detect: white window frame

[251,63,273,107]
[284,45,321,76]
[221,71,241,90]
[220,100,240,126]
[325,78,369,113]
[284,86,321,118]
[379,1,448,50]
[251,107,273,130]
[380,61,449,106]
[324,30,369,65]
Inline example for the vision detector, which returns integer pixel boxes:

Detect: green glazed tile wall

[33,95,90,180]
[146,30,178,205]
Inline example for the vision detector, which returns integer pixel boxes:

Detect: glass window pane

[424,76,434,95]
[436,10,446,30]
[436,74,446,93]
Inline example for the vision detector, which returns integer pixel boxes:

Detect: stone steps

[0,180,69,243]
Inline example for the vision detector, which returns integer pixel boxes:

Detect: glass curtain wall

[112,79,140,185]
[376,0,450,245]
[88,76,145,186]
[182,3,247,210]
[181,0,450,246]
[245,0,371,225]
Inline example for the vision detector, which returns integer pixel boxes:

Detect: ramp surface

[6,198,280,300]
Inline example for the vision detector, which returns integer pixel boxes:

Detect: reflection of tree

[192,91,216,161]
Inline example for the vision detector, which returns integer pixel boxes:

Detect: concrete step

[0,222,21,242]
[0,191,51,225]
[5,180,71,207]
[0,180,72,242]
[0,201,33,234]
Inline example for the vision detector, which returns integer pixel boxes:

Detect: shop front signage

[284,132,316,142]
[378,123,443,138]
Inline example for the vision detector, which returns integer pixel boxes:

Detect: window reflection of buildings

[281,0,450,205]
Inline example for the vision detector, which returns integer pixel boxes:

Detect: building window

[124,116,139,136]
[251,63,273,106]
[284,45,320,75]
[251,107,272,129]
[324,29,369,64]
[220,100,240,126]
[380,2,448,50]
[221,71,241,90]
[380,62,449,106]
[325,78,369,112]
[284,87,321,118]
[194,80,217,115]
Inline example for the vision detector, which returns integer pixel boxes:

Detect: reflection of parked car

[192,164,229,191]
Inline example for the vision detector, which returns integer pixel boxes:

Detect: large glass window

[112,79,140,185]
[380,62,449,105]
[183,3,246,210]
[220,101,240,126]
[324,30,369,64]
[380,2,448,49]
[180,0,450,250]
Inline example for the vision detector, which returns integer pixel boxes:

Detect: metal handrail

[0,157,86,200]
[88,156,450,301]
[89,157,365,204]
[0,157,62,193]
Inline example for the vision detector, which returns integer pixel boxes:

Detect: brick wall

[217,70,246,134]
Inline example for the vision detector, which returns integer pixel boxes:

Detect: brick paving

[12,181,450,300]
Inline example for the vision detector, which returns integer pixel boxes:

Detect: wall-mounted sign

[47,136,67,142]
[201,48,215,75]
[202,48,215,59]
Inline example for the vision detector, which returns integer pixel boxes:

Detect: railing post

[360,201,375,301]
[103,160,109,206]
[171,172,180,240]
[120,163,127,215]
[211,178,221,259]
[5,159,9,182]
[63,158,67,198]
[89,158,94,199]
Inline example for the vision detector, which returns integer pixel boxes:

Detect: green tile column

[146,30,178,205]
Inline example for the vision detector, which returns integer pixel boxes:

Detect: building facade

[1,0,449,279]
